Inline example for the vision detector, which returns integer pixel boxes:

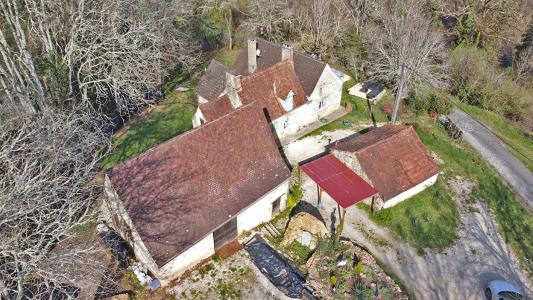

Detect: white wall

[237,179,290,232]
[104,176,290,286]
[158,233,215,285]
[309,64,344,118]
[192,107,205,128]
[383,174,439,208]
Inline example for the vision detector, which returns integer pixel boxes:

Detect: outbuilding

[331,125,439,210]
[103,102,291,285]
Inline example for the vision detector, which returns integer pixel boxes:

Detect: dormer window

[279,90,295,112]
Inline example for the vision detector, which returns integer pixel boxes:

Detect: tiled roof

[332,125,438,201]
[110,103,291,266]
[201,60,308,122]
[233,38,326,96]
[199,94,234,121]
[197,60,229,102]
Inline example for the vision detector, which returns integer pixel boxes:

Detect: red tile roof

[233,38,326,96]
[332,125,439,201]
[301,154,378,208]
[199,95,234,121]
[110,103,290,266]
[200,60,308,122]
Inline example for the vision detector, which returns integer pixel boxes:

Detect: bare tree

[0,0,200,115]
[341,0,370,34]
[0,108,112,299]
[364,0,448,93]
[293,0,350,57]
[243,0,295,42]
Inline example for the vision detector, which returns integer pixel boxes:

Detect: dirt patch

[168,250,290,300]
[215,240,243,259]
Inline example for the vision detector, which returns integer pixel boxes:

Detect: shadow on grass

[101,94,195,169]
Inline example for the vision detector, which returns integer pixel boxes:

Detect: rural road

[448,109,533,207]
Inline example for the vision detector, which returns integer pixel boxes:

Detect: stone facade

[103,175,290,285]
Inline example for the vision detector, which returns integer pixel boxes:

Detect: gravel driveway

[288,130,532,299]
[300,175,533,299]
[448,109,533,208]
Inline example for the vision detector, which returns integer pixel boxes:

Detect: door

[213,218,238,250]
[272,197,281,216]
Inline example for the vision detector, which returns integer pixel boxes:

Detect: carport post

[318,185,323,208]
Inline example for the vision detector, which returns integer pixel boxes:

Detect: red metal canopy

[300,154,377,208]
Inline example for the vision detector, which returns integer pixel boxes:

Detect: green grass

[101,86,196,169]
[371,179,459,254]
[214,47,242,68]
[300,80,391,138]
[454,101,533,172]
[416,122,533,278]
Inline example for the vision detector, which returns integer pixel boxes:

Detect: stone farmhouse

[192,38,348,143]
[103,102,291,285]
[331,125,439,210]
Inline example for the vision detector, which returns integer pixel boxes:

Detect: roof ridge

[351,125,410,153]
[111,102,260,171]
[253,37,326,65]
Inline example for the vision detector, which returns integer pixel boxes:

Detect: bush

[373,209,393,224]
[287,184,303,208]
[408,90,451,115]
[286,240,312,265]
[449,45,533,126]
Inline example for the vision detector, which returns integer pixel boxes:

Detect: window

[319,99,327,109]
[272,197,281,215]
[283,118,289,129]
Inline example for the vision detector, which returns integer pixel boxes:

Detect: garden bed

[306,239,407,300]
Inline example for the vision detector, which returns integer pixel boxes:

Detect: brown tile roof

[199,94,234,121]
[110,102,290,266]
[197,60,229,102]
[233,38,326,96]
[332,125,439,201]
[200,60,308,122]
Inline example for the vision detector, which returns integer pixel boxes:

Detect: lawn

[417,121,533,278]
[453,101,533,172]
[214,47,242,68]
[370,179,459,254]
[300,80,391,138]
[101,85,196,169]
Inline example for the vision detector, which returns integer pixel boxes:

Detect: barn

[102,102,291,285]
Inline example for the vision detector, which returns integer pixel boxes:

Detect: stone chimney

[281,43,293,62]
[225,72,242,109]
[247,39,257,74]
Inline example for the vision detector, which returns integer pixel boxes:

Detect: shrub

[287,184,303,208]
[286,240,312,265]
[330,275,337,286]
[352,262,364,275]
[408,90,451,115]
[351,281,374,300]
[373,209,393,225]
[381,287,394,300]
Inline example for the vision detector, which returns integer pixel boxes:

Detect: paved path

[448,109,533,207]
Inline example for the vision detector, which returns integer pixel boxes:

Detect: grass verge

[371,179,459,254]
[101,86,196,169]
[453,101,533,172]
[416,121,533,278]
